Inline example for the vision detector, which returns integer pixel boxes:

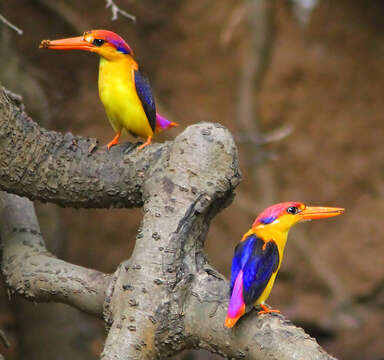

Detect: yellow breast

[98,57,153,139]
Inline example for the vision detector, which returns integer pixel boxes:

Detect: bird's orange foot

[137,136,152,150]
[107,133,121,150]
[257,304,281,315]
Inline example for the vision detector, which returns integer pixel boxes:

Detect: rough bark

[0,192,111,317]
[185,272,335,360]
[0,86,158,209]
[11,203,99,360]
[0,85,337,359]
[101,121,240,359]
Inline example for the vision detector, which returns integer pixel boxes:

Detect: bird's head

[252,201,344,234]
[39,30,133,61]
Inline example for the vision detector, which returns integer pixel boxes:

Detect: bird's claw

[257,304,281,315]
[137,136,152,150]
[107,133,121,150]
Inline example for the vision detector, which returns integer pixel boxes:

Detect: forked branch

[0,84,336,359]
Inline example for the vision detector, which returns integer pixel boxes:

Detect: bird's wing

[230,234,279,307]
[242,235,279,305]
[134,69,156,132]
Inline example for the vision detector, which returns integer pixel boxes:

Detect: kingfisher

[225,201,344,328]
[40,30,178,150]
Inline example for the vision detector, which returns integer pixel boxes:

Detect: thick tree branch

[0,86,163,209]
[185,270,336,360]
[101,123,240,359]
[0,192,111,317]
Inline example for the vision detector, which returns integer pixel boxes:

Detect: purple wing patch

[134,70,156,132]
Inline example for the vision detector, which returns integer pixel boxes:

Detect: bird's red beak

[39,36,93,51]
[298,206,345,220]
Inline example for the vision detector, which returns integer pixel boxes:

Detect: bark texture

[0,192,111,317]
[0,85,337,359]
[0,87,158,208]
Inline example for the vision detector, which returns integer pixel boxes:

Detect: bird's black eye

[93,39,105,47]
[286,206,299,215]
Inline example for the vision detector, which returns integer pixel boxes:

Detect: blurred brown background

[0,0,383,359]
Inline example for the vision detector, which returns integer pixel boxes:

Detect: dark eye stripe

[93,39,105,47]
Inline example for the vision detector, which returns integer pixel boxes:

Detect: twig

[105,0,136,23]
[0,329,10,348]
[236,124,294,145]
[220,3,246,46]
[291,0,320,25]
[0,13,23,35]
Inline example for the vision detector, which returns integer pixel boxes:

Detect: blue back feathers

[230,234,279,306]
[134,70,156,132]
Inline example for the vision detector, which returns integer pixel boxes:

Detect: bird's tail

[225,270,246,328]
[155,113,179,134]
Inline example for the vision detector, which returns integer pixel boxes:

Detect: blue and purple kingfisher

[225,202,344,328]
[40,30,178,150]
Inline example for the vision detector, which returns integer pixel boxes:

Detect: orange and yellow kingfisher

[225,202,344,328]
[40,30,178,150]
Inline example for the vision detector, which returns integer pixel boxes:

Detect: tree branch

[0,85,163,209]
[0,192,111,317]
[101,123,241,359]
[185,270,337,360]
